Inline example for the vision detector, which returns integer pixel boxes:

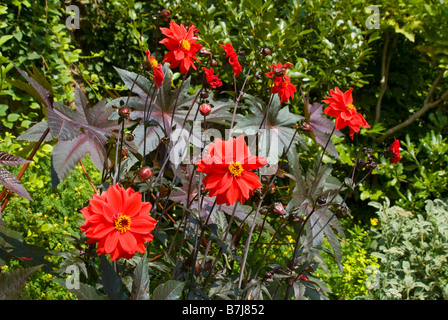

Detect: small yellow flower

[370,218,379,226]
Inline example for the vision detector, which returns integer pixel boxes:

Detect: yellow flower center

[148,58,158,69]
[346,104,356,110]
[181,39,191,51]
[114,214,132,234]
[228,161,244,177]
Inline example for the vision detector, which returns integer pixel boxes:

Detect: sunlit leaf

[152,280,185,300]
[233,93,307,171]
[307,101,342,158]
[47,83,121,187]
[109,65,233,165]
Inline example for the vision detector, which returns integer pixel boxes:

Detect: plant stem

[229,55,257,136]
[80,160,98,194]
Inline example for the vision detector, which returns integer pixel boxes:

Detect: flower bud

[295,120,313,132]
[138,167,152,181]
[125,133,134,141]
[261,48,271,56]
[210,59,218,67]
[159,9,171,21]
[118,107,130,120]
[199,103,211,116]
[273,202,286,215]
[336,204,349,217]
[200,91,209,99]
[199,49,212,57]
[316,196,326,205]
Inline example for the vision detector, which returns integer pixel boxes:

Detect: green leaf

[152,280,185,300]
[0,104,8,116]
[0,35,13,46]
[7,113,20,122]
[0,265,41,300]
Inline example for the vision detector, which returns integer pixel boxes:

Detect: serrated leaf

[289,164,345,268]
[0,265,41,300]
[307,101,342,158]
[0,166,32,201]
[16,121,53,142]
[0,151,30,166]
[8,63,53,110]
[233,94,306,170]
[110,65,233,161]
[152,280,185,300]
[47,84,121,186]
[293,282,306,300]
[51,134,105,188]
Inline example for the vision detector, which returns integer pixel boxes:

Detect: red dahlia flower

[196,135,267,206]
[219,43,242,76]
[266,62,297,104]
[80,184,157,261]
[159,20,203,74]
[266,62,293,79]
[322,87,370,140]
[387,137,401,164]
[202,67,223,88]
[145,49,164,88]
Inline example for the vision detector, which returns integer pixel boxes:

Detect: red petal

[105,231,120,254]
[241,171,262,189]
[235,177,250,200]
[159,38,179,51]
[106,185,124,212]
[224,182,239,206]
[92,223,115,240]
[119,232,138,254]
[243,156,267,170]
[130,217,157,234]
[122,191,142,217]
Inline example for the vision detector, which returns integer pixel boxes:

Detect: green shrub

[317,221,379,300]
[358,130,448,213]
[368,197,448,300]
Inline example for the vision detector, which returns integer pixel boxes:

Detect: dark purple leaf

[16,121,53,143]
[0,151,30,167]
[110,66,233,158]
[8,63,54,109]
[308,101,342,158]
[233,94,307,172]
[48,83,121,186]
[0,167,32,201]
[51,134,106,186]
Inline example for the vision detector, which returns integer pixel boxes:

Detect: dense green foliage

[0,0,447,300]
[369,198,448,299]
